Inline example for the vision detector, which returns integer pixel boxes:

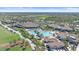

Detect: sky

[0,7,79,12]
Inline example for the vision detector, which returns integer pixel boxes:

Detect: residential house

[67,35,78,46]
[21,21,39,29]
[48,24,73,32]
[44,37,65,51]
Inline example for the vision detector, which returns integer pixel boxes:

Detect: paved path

[0,21,36,50]
[76,44,79,51]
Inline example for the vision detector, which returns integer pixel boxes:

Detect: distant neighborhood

[0,12,79,51]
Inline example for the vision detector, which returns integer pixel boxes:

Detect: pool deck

[26,29,56,38]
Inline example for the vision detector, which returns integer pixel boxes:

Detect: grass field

[0,26,20,50]
[10,45,32,51]
[0,26,20,45]
[0,45,32,51]
[0,26,32,51]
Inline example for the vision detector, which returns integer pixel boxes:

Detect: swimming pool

[30,30,37,35]
[42,31,52,37]
[28,30,53,37]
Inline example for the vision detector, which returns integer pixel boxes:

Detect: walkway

[76,44,79,51]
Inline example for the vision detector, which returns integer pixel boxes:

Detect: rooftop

[21,21,39,28]
[44,37,65,49]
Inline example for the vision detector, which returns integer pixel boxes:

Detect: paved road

[0,21,36,50]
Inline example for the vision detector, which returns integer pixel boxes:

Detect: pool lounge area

[26,29,55,37]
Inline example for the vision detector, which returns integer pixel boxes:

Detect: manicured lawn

[0,47,5,51]
[0,26,32,51]
[0,45,32,51]
[0,26,21,51]
[7,45,32,51]
[0,26,20,45]
[10,45,22,51]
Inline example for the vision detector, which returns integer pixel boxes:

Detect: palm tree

[19,28,30,38]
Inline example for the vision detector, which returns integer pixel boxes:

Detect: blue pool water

[42,31,52,37]
[30,30,52,37]
[31,31,37,35]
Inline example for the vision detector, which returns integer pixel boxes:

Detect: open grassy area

[0,26,21,50]
[0,45,32,51]
[0,26,32,51]
[0,26,20,45]
[10,45,32,51]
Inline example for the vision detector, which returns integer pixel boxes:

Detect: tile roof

[21,21,39,28]
[44,38,65,49]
